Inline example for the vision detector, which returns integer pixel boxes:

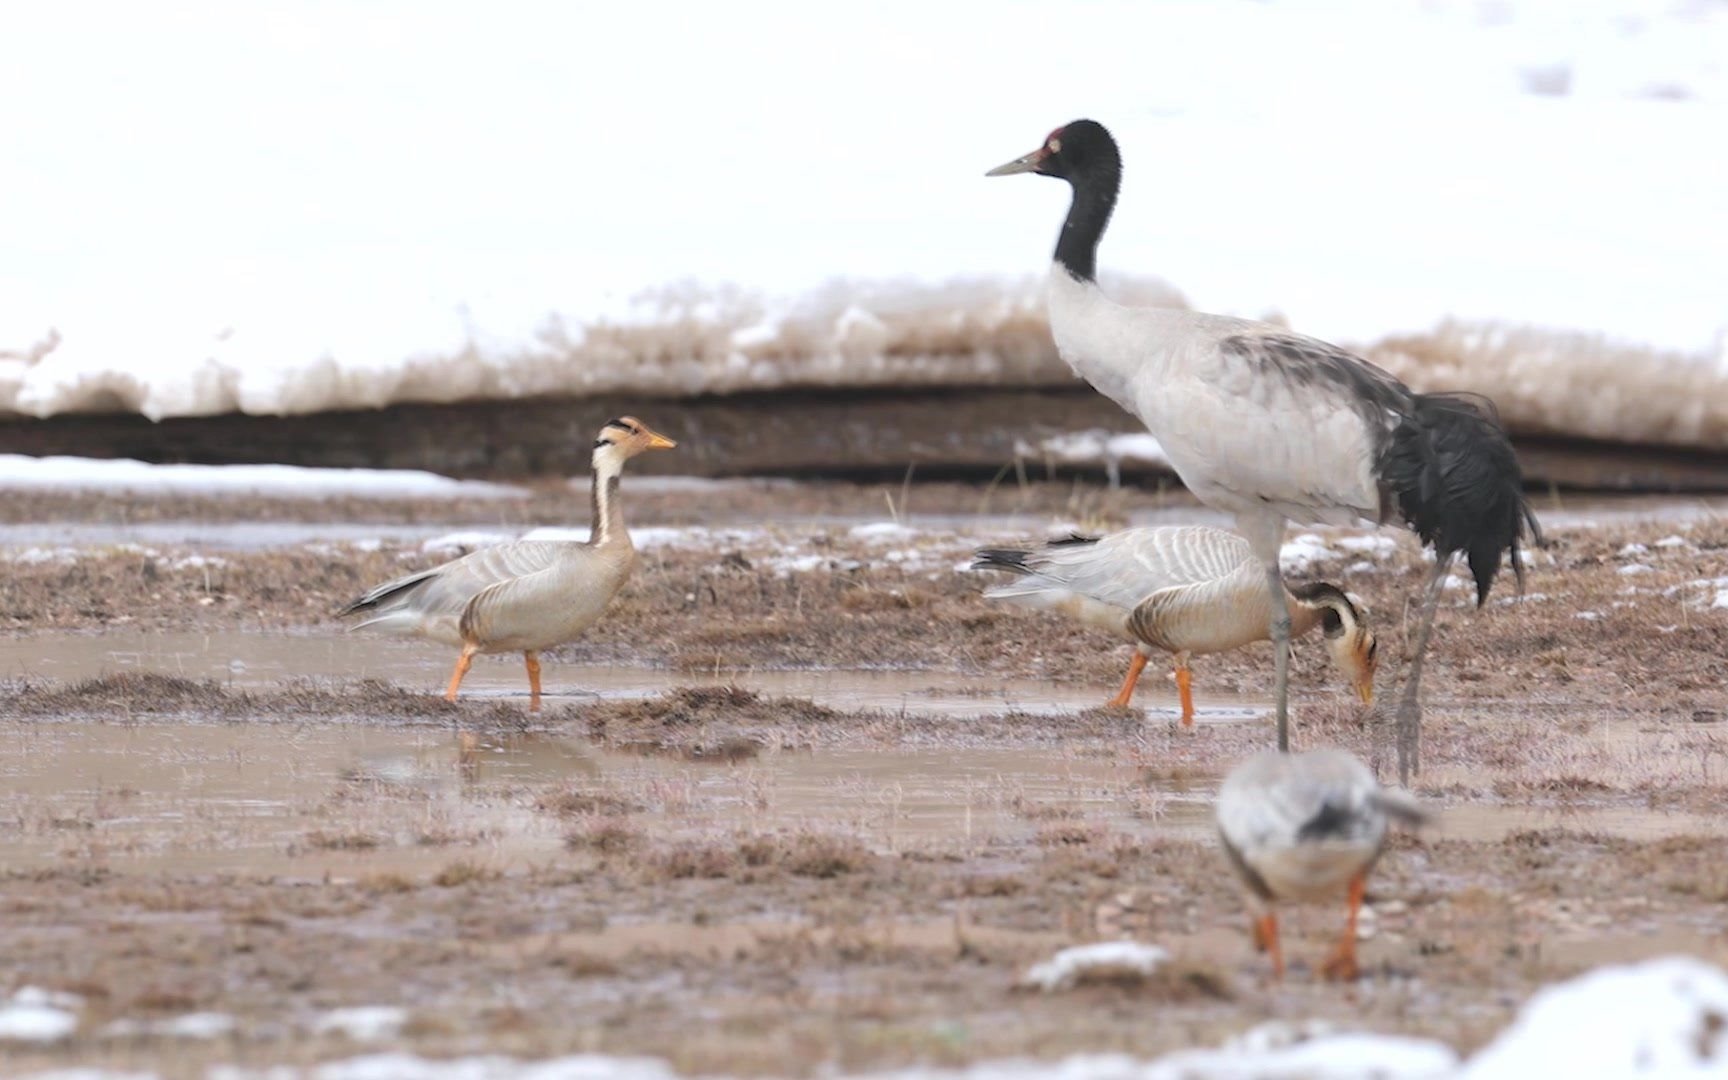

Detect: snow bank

[1463,956,1728,1078]
[0,455,524,499]
[0,2,1723,446]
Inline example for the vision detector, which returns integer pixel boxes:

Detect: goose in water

[971,526,1376,720]
[338,416,676,710]
[1216,748,1428,980]
[988,120,1538,780]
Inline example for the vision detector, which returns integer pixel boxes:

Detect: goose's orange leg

[1322,870,1367,981]
[445,642,480,702]
[1253,911,1284,981]
[1174,656,1195,727]
[524,650,543,713]
[1106,652,1149,708]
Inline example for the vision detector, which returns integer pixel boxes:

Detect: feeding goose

[337,416,676,710]
[1216,748,1428,981]
[987,120,1538,781]
[971,525,1376,721]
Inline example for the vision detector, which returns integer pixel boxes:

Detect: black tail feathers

[971,534,1100,574]
[969,547,1035,575]
[1380,392,1542,606]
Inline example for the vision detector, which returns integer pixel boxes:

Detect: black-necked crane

[970,525,1378,720]
[987,120,1539,781]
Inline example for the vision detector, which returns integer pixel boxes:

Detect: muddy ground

[2,478,1726,1077]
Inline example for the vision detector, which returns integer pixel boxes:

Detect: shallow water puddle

[2,714,1722,884]
[0,720,1206,876]
[0,629,1268,721]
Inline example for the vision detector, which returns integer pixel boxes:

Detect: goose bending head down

[337,416,677,711]
[989,120,1538,780]
[1216,748,1428,981]
[971,526,1376,721]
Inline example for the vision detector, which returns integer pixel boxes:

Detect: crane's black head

[985,119,1120,184]
[986,120,1122,282]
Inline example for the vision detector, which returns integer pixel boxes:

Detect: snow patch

[1334,534,1399,558]
[1463,956,1728,1078]
[1021,941,1170,992]
[105,1011,237,1040]
[0,455,523,500]
[313,1005,408,1042]
[850,522,918,543]
[0,986,81,1043]
[1280,534,1335,574]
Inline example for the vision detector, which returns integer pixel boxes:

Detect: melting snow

[1280,534,1336,574]
[1618,564,1655,576]
[313,1006,409,1042]
[1334,535,1399,558]
[850,522,918,543]
[104,1012,237,1040]
[1654,535,1689,548]
[43,959,1728,1078]
[0,986,80,1043]
[1021,941,1170,992]
[0,455,523,500]
[1462,956,1728,1078]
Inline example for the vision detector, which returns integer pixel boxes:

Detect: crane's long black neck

[1054,151,1121,284]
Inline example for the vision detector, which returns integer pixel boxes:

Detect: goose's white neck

[588,450,628,548]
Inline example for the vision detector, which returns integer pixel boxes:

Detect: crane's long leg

[524,650,543,713]
[444,642,480,703]
[1396,557,1452,784]
[1262,558,1293,753]
[1239,515,1292,752]
[1106,650,1148,708]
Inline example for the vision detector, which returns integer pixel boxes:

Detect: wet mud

[1,481,1726,1076]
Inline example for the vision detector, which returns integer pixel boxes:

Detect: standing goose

[988,120,1539,781]
[338,416,676,710]
[1216,748,1428,981]
[970,526,1376,720]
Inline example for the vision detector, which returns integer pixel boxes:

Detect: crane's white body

[1047,268,1382,532]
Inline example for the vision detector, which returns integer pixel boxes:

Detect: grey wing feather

[985,526,1252,611]
[1150,328,1411,522]
[340,540,587,634]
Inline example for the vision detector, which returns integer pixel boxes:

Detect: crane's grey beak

[986,148,1045,177]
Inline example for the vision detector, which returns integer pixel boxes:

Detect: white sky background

[0,0,1724,398]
